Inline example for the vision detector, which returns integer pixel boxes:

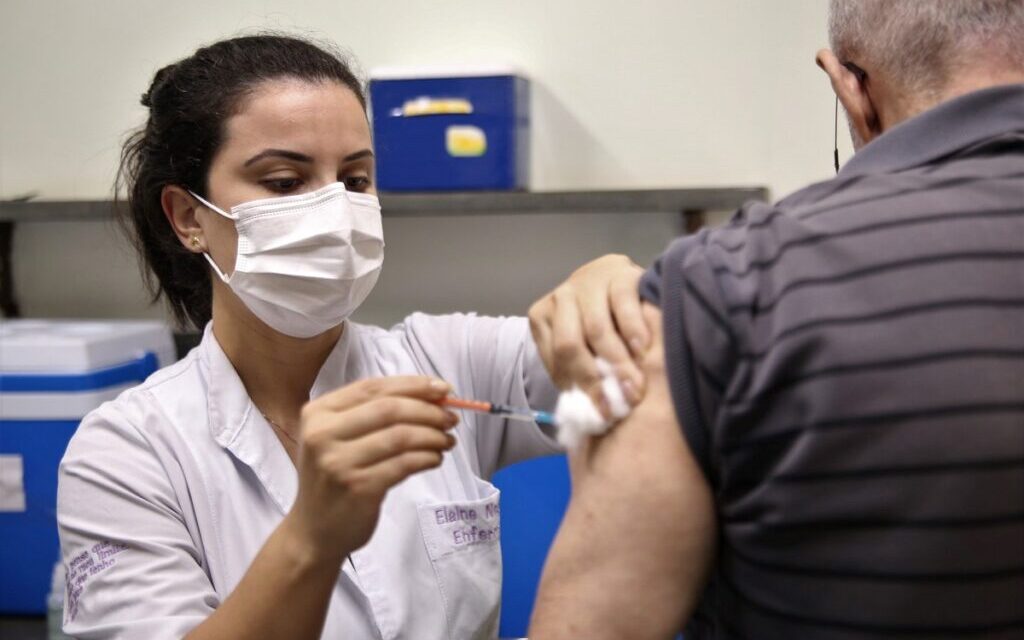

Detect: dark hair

[116,34,366,329]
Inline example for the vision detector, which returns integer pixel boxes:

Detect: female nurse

[56,33,646,640]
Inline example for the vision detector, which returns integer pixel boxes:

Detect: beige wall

[0,1,852,328]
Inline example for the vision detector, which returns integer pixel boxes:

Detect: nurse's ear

[161,185,206,253]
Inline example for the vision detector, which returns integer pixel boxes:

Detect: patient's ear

[816,49,881,149]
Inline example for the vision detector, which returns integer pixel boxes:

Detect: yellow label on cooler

[446,126,488,157]
[401,97,474,117]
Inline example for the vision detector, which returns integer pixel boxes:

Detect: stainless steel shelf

[0,187,769,318]
[0,187,769,222]
[377,188,768,216]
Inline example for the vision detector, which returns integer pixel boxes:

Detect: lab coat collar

[199,322,355,514]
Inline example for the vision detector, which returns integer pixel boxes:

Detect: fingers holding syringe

[304,392,459,443]
[289,376,461,557]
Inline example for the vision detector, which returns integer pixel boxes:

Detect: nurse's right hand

[285,376,458,560]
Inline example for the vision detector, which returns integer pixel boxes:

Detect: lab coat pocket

[417,486,502,640]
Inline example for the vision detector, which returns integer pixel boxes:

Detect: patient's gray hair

[829,0,1024,97]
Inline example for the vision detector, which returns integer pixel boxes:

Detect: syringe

[441,396,557,427]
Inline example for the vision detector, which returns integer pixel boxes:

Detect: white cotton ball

[554,387,606,450]
[596,358,631,420]
[554,359,633,450]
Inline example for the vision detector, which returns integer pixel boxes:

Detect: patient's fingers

[579,281,643,405]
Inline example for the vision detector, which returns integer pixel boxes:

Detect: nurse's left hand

[529,254,649,411]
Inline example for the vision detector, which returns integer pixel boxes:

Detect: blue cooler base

[0,420,79,614]
[491,454,570,638]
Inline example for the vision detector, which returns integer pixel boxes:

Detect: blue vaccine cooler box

[0,320,175,613]
[369,66,530,191]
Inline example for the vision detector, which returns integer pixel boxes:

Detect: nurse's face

[197,78,375,274]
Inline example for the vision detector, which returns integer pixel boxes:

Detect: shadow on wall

[351,80,678,328]
[350,209,683,328]
[12,208,685,331]
[13,218,168,322]
[529,80,635,190]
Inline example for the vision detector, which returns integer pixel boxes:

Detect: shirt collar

[199,321,354,513]
[839,82,1024,177]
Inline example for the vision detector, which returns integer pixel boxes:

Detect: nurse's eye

[260,177,304,194]
[343,175,372,192]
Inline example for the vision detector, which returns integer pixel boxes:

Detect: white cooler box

[0,320,175,613]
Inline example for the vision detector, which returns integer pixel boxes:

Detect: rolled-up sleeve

[58,395,218,639]
[640,231,741,486]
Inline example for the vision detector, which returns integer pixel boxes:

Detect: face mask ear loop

[188,190,235,220]
[201,251,232,283]
[187,190,234,282]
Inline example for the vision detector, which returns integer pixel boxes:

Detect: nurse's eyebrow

[343,149,374,162]
[243,148,374,166]
[242,147,311,165]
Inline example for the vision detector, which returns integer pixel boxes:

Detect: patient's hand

[528,254,649,413]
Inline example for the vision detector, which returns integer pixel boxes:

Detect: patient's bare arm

[529,304,717,639]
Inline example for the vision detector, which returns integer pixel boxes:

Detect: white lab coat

[57,313,561,640]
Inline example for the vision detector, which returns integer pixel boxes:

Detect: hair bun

[141,63,177,109]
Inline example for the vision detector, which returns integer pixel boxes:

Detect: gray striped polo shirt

[640,83,1024,639]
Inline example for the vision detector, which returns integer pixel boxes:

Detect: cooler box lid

[369,64,523,81]
[0,320,176,419]
[0,320,175,374]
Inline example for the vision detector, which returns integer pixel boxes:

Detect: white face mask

[190,182,385,338]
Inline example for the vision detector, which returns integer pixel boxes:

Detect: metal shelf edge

[0,187,770,222]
